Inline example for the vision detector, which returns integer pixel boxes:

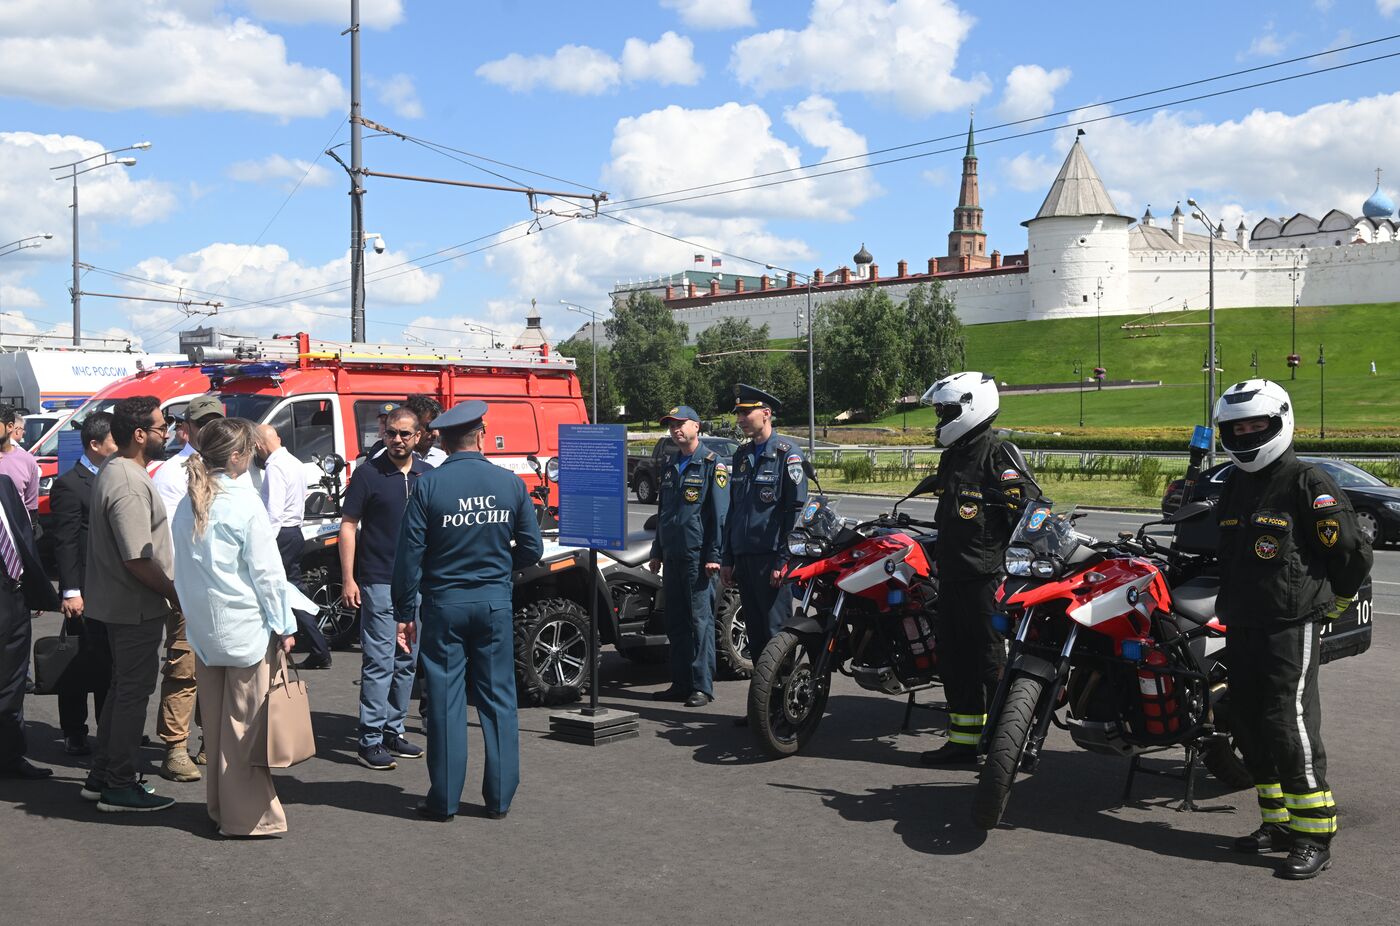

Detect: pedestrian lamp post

[766,263,817,456]
[560,299,606,423]
[50,142,151,345]
[1187,198,1219,465]
[1074,360,1085,428]
[1287,259,1302,379]
[1094,277,1107,389]
[1318,344,1327,440]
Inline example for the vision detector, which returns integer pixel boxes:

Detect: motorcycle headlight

[1031,559,1057,579]
[39,475,54,495]
[1005,548,1032,576]
[787,535,808,557]
[545,457,559,482]
[1383,501,1400,514]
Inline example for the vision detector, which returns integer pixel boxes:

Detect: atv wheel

[514,598,593,707]
[973,673,1043,830]
[715,587,752,680]
[748,631,829,757]
[304,564,359,650]
[635,473,657,505]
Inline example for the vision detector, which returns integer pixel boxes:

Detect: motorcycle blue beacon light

[887,588,905,607]
[991,612,1010,635]
[1120,640,1143,662]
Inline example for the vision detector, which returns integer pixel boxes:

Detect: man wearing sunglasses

[340,407,430,771]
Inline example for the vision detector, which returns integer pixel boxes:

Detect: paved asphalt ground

[2,499,1396,925]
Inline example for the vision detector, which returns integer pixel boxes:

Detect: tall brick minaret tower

[942,114,989,271]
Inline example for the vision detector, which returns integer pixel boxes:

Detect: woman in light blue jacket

[172,417,303,837]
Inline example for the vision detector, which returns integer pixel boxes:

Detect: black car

[628,435,740,504]
[1162,457,1400,546]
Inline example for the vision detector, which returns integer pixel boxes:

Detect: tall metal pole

[1290,258,1299,380]
[348,0,366,342]
[806,279,815,455]
[1319,344,1326,440]
[1095,277,1103,390]
[71,174,81,345]
[1207,226,1216,467]
[591,319,598,423]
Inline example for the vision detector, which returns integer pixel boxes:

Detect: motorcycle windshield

[799,495,843,542]
[1005,502,1081,577]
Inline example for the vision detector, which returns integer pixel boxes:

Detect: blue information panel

[557,424,627,551]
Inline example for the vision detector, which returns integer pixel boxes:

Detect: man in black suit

[0,471,63,779]
[51,412,117,756]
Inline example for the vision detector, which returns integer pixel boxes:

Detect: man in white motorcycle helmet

[918,372,1038,765]
[1213,379,1371,879]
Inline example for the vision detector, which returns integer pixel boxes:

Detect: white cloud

[660,0,755,29]
[478,33,704,94]
[477,44,622,95]
[227,154,332,189]
[242,0,404,29]
[1240,24,1288,60]
[997,64,1071,122]
[120,241,443,348]
[730,0,989,116]
[1379,0,1400,16]
[1010,93,1400,227]
[0,1,344,118]
[370,73,424,119]
[621,32,704,86]
[603,97,879,221]
[0,132,178,267]
[0,284,43,311]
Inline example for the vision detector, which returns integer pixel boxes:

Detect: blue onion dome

[1362,181,1395,219]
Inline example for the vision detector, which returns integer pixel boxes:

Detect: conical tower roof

[1025,134,1131,225]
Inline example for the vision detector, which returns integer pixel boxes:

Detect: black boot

[1232,824,1291,854]
[919,742,980,766]
[1277,839,1331,880]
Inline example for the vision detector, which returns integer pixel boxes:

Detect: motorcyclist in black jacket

[1214,379,1371,880]
[918,372,1038,765]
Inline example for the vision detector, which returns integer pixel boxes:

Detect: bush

[840,456,875,482]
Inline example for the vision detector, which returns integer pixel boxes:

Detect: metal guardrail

[809,446,1400,470]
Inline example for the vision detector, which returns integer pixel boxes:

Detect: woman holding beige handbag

[171,417,309,837]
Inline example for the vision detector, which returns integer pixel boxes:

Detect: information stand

[549,424,639,746]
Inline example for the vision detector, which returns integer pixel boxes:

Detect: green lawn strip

[868,301,1400,433]
[815,470,1169,510]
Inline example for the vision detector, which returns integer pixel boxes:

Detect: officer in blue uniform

[391,400,544,822]
[720,385,807,725]
[647,405,729,708]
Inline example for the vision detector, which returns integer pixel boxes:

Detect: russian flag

[711,256,722,268]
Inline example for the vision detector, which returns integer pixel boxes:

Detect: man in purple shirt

[0,405,39,517]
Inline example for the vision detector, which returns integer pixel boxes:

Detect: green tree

[903,281,967,396]
[554,335,619,422]
[605,291,688,424]
[694,317,771,415]
[814,286,906,418]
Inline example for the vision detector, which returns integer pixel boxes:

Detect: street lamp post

[1318,344,1326,440]
[0,233,53,259]
[50,142,150,345]
[767,263,816,456]
[1187,199,1218,466]
[464,323,503,349]
[561,299,606,423]
[1287,258,1302,379]
[1094,277,1105,390]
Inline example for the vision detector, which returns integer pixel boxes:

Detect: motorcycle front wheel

[748,630,831,758]
[973,673,1044,830]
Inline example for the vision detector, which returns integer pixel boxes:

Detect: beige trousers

[196,644,288,837]
[159,611,198,747]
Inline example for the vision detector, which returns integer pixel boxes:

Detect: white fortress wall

[1301,240,1400,306]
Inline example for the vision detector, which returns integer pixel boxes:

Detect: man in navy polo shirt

[340,406,431,770]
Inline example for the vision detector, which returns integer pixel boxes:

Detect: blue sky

[1,0,1398,351]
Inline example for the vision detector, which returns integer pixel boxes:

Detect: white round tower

[1023,133,1133,321]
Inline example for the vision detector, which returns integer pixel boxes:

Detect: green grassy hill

[874,302,1400,434]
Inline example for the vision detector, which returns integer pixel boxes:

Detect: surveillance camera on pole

[364,232,386,254]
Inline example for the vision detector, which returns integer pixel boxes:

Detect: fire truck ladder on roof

[187,335,576,372]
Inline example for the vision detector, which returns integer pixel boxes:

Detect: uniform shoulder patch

[715,462,729,489]
[785,452,802,465]
[1312,493,1338,509]
[1000,468,1020,482]
[1316,519,1340,548]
